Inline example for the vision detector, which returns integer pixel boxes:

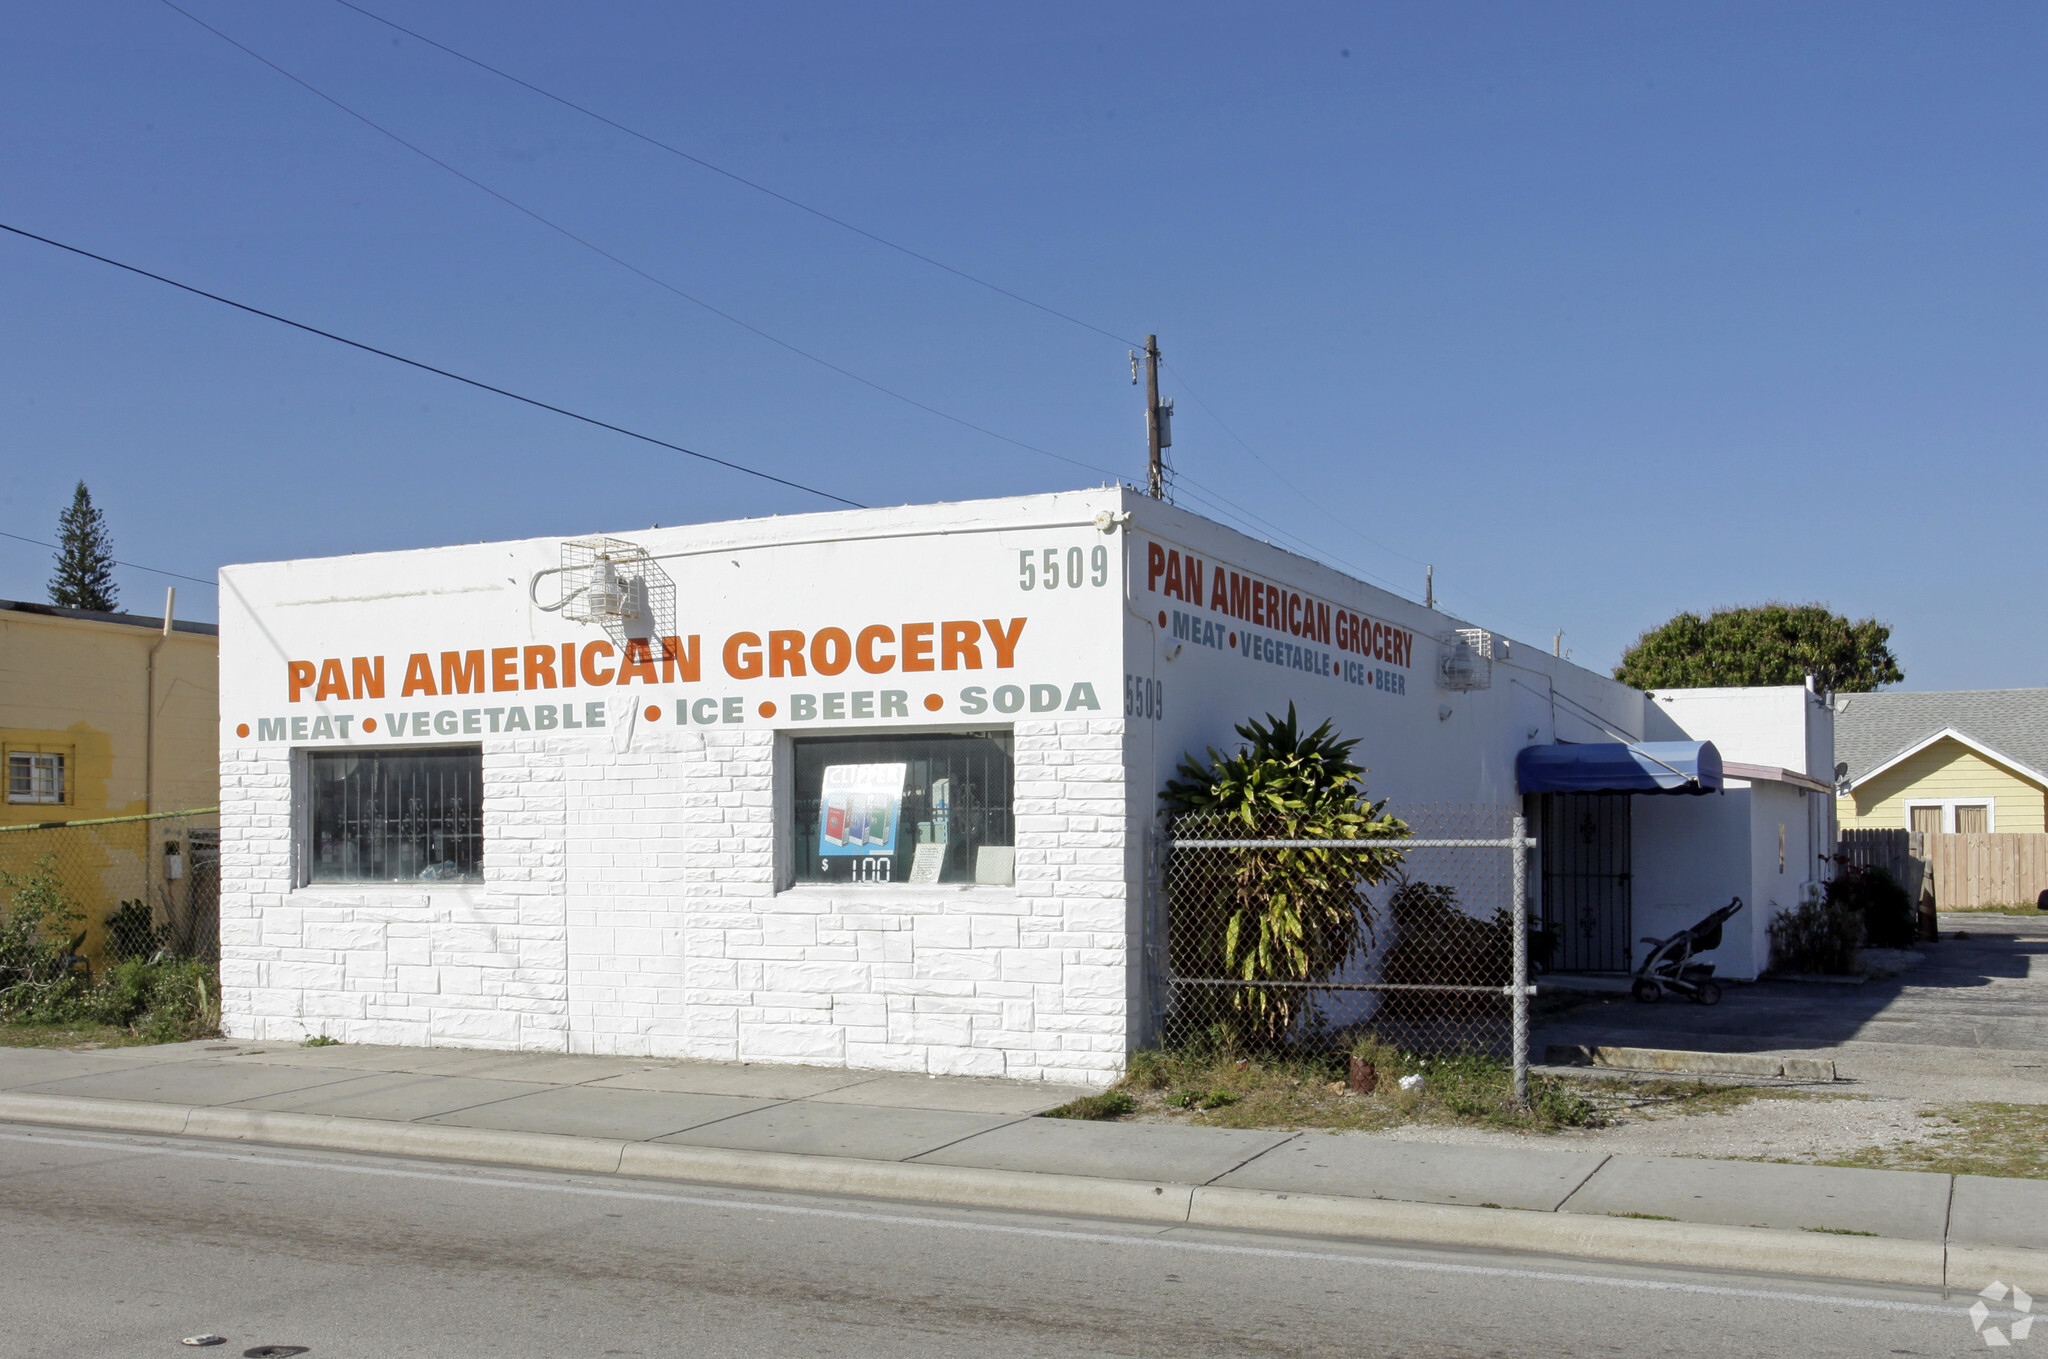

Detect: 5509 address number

[1019,545,1109,590]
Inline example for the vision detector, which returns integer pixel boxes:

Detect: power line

[0,221,865,509]
[159,0,1122,486]
[0,528,217,589]
[161,1,1498,617]
[327,0,1141,351]
[321,0,1498,614]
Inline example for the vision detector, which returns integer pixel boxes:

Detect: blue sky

[3,2,2041,688]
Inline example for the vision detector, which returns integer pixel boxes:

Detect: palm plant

[1162,705,1407,1050]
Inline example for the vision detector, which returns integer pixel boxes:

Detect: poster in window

[818,763,906,857]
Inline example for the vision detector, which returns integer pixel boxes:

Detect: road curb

[0,1091,1997,1289]
[1190,1188,1942,1286]
[1544,1045,1838,1082]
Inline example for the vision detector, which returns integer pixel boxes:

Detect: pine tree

[48,481,119,613]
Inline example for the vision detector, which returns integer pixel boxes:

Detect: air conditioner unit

[557,536,676,644]
[1439,628,1494,691]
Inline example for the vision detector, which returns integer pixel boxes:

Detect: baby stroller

[1632,897,1743,1005]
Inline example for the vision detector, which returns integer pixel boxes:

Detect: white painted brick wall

[220,717,1134,1083]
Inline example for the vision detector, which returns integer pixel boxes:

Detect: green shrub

[1825,860,1916,949]
[1769,897,1863,975]
[0,855,86,1017]
[103,899,170,963]
[1162,705,1409,1051]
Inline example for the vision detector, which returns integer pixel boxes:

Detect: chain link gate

[0,808,221,978]
[1151,804,1539,1103]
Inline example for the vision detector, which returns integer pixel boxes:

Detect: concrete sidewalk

[4,1038,2046,1291]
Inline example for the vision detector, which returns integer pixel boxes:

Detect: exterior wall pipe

[144,586,175,814]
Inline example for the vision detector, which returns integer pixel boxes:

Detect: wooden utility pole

[1143,335,1166,498]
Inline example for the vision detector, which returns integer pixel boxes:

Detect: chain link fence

[0,809,220,978]
[1151,803,1539,1097]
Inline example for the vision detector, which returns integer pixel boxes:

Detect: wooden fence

[1839,828,2048,910]
[1929,833,2048,910]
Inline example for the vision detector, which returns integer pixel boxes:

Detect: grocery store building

[217,488,1833,1081]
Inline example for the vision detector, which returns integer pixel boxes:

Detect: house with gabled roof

[1835,688,2048,835]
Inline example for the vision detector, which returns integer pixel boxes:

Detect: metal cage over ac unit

[553,536,676,646]
[1439,628,1496,691]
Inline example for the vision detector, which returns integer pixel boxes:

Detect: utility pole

[1424,565,1434,610]
[1140,334,1170,498]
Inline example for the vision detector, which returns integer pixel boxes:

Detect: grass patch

[1608,1212,1677,1221]
[1042,1091,1138,1121]
[0,958,221,1049]
[0,1019,167,1050]
[1826,1102,2048,1179]
[1056,1040,1602,1135]
[301,1033,341,1047]
[1943,905,2048,916]
[1803,1226,1878,1236]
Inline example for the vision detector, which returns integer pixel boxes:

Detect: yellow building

[1,595,219,960]
[1835,689,2048,834]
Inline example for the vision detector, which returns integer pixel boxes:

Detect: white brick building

[217,489,1832,1081]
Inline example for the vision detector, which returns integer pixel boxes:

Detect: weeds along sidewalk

[4,1040,2048,1292]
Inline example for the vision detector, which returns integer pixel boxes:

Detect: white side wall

[1634,685,1835,978]
[221,717,1131,1082]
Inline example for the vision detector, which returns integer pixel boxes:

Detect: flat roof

[0,597,219,637]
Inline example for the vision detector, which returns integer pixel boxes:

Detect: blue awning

[1516,740,1723,796]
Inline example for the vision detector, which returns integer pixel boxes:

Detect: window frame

[1902,798,1995,834]
[777,725,1017,892]
[4,746,70,806]
[294,743,486,889]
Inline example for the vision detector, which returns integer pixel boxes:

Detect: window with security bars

[304,748,483,884]
[7,751,65,805]
[789,731,1014,886]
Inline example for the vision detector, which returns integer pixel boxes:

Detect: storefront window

[305,748,483,884]
[790,731,1014,886]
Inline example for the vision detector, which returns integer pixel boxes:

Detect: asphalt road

[0,1121,1999,1357]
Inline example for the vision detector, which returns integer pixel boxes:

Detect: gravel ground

[1358,1080,1951,1162]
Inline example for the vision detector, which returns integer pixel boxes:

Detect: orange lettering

[941,620,983,670]
[399,653,436,697]
[314,658,348,702]
[491,647,519,692]
[660,635,700,683]
[1146,541,1166,592]
[982,618,1027,668]
[768,630,807,678]
[580,641,616,686]
[811,627,851,676]
[524,645,558,689]
[616,638,658,686]
[856,625,894,674]
[287,659,316,703]
[901,622,935,672]
[440,650,483,695]
[724,632,763,679]
[351,655,385,699]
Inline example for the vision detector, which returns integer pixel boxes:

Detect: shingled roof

[1834,688,2048,787]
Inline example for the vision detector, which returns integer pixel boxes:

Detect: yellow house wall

[1836,737,2048,833]
[0,609,219,957]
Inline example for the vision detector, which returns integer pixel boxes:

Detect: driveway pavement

[1535,912,2048,1102]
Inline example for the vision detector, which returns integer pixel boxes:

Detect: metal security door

[1539,794,1633,972]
